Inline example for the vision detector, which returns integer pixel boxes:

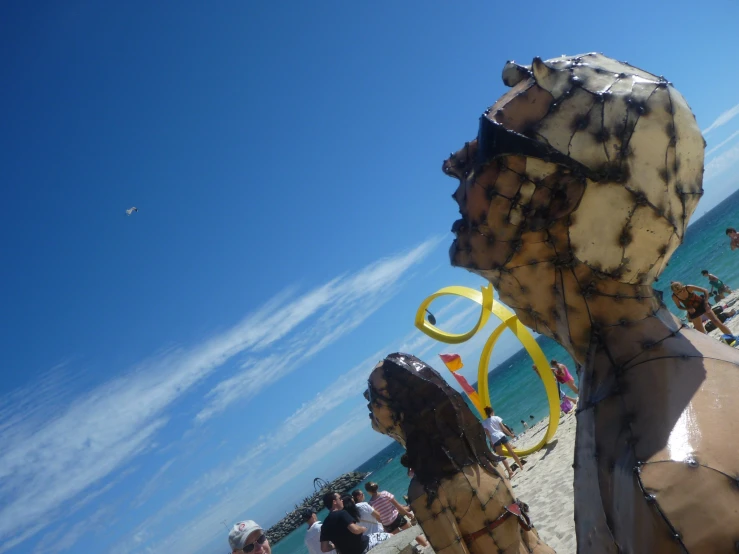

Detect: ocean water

[271,189,739,554]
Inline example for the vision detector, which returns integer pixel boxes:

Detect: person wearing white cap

[228,520,270,553]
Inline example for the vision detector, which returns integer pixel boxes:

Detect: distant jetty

[266,471,369,544]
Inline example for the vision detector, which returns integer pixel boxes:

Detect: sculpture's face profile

[443,53,704,288]
[365,364,406,446]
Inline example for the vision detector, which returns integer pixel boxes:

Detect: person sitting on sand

[701,269,731,301]
[365,482,412,534]
[482,406,526,474]
[345,492,430,549]
[303,510,334,554]
[320,491,391,554]
[550,359,578,394]
[726,228,739,251]
[228,520,271,554]
[559,385,577,414]
[670,281,736,336]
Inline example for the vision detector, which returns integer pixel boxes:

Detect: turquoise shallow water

[272,189,739,554]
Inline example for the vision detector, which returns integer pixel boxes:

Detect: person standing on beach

[228,520,271,554]
[365,482,412,534]
[550,359,579,395]
[670,281,736,335]
[482,406,526,473]
[521,419,529,430]
[303,510,333,554]
[726,228,739,250]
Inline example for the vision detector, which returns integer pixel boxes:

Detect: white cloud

[704,142,739,181]
[194,238,443,423]
[111,283,526,554]
[705,129,739,156]
[703,102,739,134]
[131,459,176,509]
[272,349,388,444]
[0,238,441,551]
[131,351,386,539]
[115,411,370,554]
[0,522,48,554]
[42,506,115,554]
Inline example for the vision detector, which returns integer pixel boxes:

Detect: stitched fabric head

[444,53,704,286]
[366,353,502,501]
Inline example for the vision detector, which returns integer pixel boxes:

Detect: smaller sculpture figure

[366,352,555,554]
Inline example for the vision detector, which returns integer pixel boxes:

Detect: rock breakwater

[266,471,369,544]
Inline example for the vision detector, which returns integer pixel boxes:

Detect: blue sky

[1,1,739,552]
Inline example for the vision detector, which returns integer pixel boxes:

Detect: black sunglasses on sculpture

[475,116,598,181]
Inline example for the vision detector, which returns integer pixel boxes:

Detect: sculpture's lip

[451,218,467,235]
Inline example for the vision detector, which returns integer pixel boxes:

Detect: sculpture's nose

[442,141,477,181]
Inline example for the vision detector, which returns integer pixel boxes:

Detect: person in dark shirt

[319,491,369,554]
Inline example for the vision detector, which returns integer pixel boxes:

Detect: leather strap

[462,503,533,543]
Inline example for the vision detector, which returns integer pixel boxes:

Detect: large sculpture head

[444,52,704,285]
[443,53,705,355]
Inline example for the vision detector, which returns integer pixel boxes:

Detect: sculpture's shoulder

[624,328,739,476]
[634,331,739,553]
[578,328,739,553]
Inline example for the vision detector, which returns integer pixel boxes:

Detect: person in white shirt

[302,509,334,554]
[481,406,526,478]
[349,491,430,550]
[341,494,384,535]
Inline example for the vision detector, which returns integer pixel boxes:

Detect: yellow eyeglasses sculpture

[414,283,560,456]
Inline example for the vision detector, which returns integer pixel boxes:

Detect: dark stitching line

[634,464,691,553]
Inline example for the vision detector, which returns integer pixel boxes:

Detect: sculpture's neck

[586,304,683,372]
[560,273,665,365]
[494,255,664,364]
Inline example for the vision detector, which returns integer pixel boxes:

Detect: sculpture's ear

[531,57,556,85]
[502,61,532,87]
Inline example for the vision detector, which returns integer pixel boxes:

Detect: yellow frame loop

[414,285,492,344]
[414,284,560,457]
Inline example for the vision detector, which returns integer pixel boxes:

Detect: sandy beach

[509,410,577,554]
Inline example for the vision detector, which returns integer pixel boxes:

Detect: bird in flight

[125,207,138,216]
